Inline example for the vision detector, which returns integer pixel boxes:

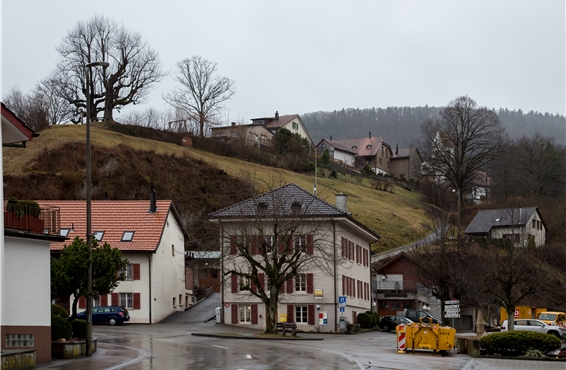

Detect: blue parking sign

[338,296,347,305]
[340,307,345,312]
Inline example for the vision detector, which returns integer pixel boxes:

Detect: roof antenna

[313,146,317,196]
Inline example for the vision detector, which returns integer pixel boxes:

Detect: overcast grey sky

[2,0,565,123]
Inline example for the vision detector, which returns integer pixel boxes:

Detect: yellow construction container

[402,320,456,353]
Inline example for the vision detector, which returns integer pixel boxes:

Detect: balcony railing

[4,203,60,235]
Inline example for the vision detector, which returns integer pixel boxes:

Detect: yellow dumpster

[402,319,456,353]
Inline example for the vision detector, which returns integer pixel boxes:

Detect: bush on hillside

[51,315,72,341]
[480,330,561,356]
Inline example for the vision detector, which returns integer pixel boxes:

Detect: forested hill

[302,107,566,148]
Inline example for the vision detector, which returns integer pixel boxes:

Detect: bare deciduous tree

[3,86,50,131]
[420,96,506,223]
[52,15,163,122]
[164,56,235,137]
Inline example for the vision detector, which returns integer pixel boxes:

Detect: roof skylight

[60,228,70,237]
[94,231,105,241]
[121,231,134,242]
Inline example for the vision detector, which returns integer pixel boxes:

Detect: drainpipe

[146,253,152,324]
[331,218,337,332]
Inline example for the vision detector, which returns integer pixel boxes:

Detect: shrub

[357,312,374,329]
[51,315,72,341]
[71,319,87,339]
[51,304,68,319]
[330,169,337,178]
[480,331,561,356]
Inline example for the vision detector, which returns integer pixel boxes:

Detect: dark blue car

[77,306,130,325]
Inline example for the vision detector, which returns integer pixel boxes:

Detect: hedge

[51,315,72,341]
[357,312,374,329]
[51,304,68,319]
[71,319,87,339]
[480,330,561,356]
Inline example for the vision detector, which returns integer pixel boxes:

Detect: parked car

[537,312,566,327]
[501,319,566,338]
[404,309,441,324]
[378,315,413,332]
[76,306,130,325]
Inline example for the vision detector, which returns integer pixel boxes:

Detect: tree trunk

[264,289,279,334]
[199,113,205,137]
[505,304,515,331]
[70,294,80,321]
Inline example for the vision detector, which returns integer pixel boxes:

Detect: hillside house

[464,207,546,247]
[37,196,190,323]
[389,145,422,180]
[209,183,380,332]
[211,111,314,148]
[2,103,67,363]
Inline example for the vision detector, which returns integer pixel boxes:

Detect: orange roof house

[37,197,190,324]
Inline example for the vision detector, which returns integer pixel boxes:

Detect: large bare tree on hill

[52,15,163,122]
[164,56,235,137]
[420,96,505,225]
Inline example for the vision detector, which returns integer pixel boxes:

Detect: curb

[191,333,324,341]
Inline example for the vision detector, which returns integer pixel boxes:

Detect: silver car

[501,319,565,338]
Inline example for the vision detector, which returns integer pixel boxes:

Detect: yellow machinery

[397,318,456,353]
[499,306,546,324]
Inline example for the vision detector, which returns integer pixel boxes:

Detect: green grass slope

[3,124,431,252]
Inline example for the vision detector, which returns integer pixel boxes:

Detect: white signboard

[445,313,461,318]
[445,300,459,304]
[444,308,460,313]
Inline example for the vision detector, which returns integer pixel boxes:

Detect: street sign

[445,300,459,304]
[445,313,460,318]
[444,308,460,313]
[339,307,345,313]
[338,296,347,306]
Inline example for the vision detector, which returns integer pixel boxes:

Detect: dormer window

[94,231,105,241]
[495,218,501,222]
[122,231,135,242]
[291,202,302,215]
[257,202,268,214]
[366,145,372,149]
[60,228,70,237]
[352,146,358,151]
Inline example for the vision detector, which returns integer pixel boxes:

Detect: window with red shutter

[349,241,354,260]
[79,296,86,309]
[133,264,140,280]
[286,278,293,294]
[101,294,108,306]
[231,304,238,324]
[112,292,119,306]
[251,235,260,255]
[342,275,346,296]
[306,273,313,294]
[133,293,141,309]
[251,279,257,293]
[230,235,237,255]
[251,304,258,324]
[341,237,347,257]
[353,311,357,324]
[287,304,294,323]
[306,234,314,255]
[258,273,264,290]
[231,273,238,293]
[308,305,315,325]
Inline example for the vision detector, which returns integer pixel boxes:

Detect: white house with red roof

[211,111,314,148]
[37,196,189,324]
[2,103,67,363]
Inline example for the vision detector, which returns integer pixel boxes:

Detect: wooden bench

[277,322,304,336]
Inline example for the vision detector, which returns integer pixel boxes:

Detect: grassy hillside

[3,124,431,252]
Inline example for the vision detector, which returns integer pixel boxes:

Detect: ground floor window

[120,293,133,308]
[295,306,308,323]
[239,304,251,323]
[5,334,34,347]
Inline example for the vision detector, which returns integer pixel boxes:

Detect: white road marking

[93,333,107,336]
[246,354,252,359]
[213,345,229,349]
[156,339,175,342]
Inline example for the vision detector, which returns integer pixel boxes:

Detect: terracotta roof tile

[35,200,177,252]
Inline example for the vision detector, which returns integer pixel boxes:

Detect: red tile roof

[35,200,184,252]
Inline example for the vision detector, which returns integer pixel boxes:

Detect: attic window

[366,145,372,149]
[94,231,105,241]
[60,228,70,237]
[121,231,135,242]
[291,202,302,215]
[257,202,269,214]
[495,218,501,222]
[352,146,358,151]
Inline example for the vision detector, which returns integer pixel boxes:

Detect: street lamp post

[85,61,108,356]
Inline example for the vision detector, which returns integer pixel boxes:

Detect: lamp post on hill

[85,61,108,356]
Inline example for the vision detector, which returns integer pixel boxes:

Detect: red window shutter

[278,235,285,254]
[251,235,260,255]
[352,279,355,298]
[286,278,293,294]
[230,235,237,255]
[341,237,346,257]
[308,305,315,325]
[133,264,140,280]
[258,273,265,290]
[231,273,238,293]
[251,278,257,293]
[112,292,119,306]
[279,280,285,294]
[79,296,86,309]
[287,236,293,255]
[251,304,258,325]
[353,311,357,324]
[232,304,238,324]
[349,241,354,260]
[342,275,346,296]
[101,294,108,306]
[133,293,141,309]
[306,273,313,294]
[306,234,314,255]
[287,304,294,323]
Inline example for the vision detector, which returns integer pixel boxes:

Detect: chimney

[275,111,279,120]
[369,131,371,139]
[335,193,348,213]
[231,122,236,126]
[395,144,399,155]
[149,188,157,213]
[330,135,332,141]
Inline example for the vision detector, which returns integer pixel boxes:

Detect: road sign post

[444,300,460,327]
